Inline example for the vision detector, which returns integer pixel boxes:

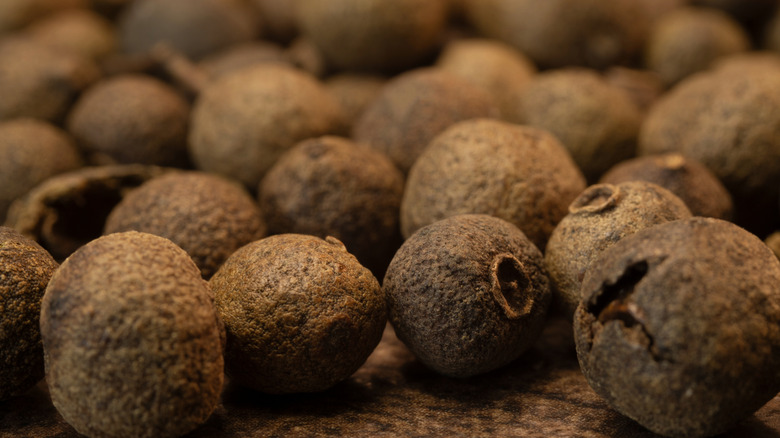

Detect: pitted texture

[210,234,386,394]
[514,68,641,183]
[189,64,346,189]
[600,153,733,220]
[0,119,82,223]
[383,214,550,378]
[0,227,58,401]
[353,68,500,174]
[401,118,586,250]
[105,171,266,278]
[296,0,448,72]
[259,136,402,277]
[544,181,691,318]
[41,231,224,438]
[67,74,190,167]
[574,217,780,437]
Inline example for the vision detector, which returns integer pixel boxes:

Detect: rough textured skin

[645,7,750,87]
[41,231,224,438]
[211,234,386,394]
[353,68,499,174]
[325,74,387,129]
[383,214,551,378]
[259,136,403,278]
[600,153,734,220]
[295,0,448,73]
[0,227,58,401]
[118,0,259,60]
[462,0,649,69]
[189,64,346,189]
[0,119,83,223]
[199,41,290,80]
[105,172,266,278]
[544,181,692,318]
[5,164,171,261]
[401,119,586,250]
[23,9,117,61]
[574,217,780,437]
[0,37,99,123]
[67,74,190,167]
[515,68,642,183]
[435,38,537,124]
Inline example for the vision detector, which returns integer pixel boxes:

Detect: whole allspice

[67,74,190,167]
[189,64,346,189]
[41,231,224,438]
[0,227,58,401]
[383,214,551,378]
[514,68,642,183]
[22,9,118,61]
[105,171,266,278]
[599,153,734,220]
[353,68,500,174]
[401,118,586,250]
[0,119,83,223]
[259,136,403,277]
[544,181,692,318]
[210,234,386,394]
[324,74,387,129]
[574,217,780,437]
[295,0,449,73]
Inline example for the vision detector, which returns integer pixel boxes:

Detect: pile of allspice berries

[4,0,780,437]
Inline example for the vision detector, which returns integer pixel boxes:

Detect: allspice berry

[105,171,266,278]
[600,153,734,220]
[198,41,290,80]
[325,74,387,129]
[645,7,750,87]
[41,231,224,438]
[514,68,642,182]
[574,217,780,437]
[23,9,118,61]
[0,0,85,34]
[259,136,403,277]
[118,0,259,60]
[401,118,586,250]
[0,227,58,401]
[67,74,190,167]
[189,64,346,189]
[210,234,386,394]
[353,68,499,174]
[0,119,83,223]
[544,181,692,318]
[383,214,551,378]
[295,0,449,73]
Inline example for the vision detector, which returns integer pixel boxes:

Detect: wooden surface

[3,318,780,438]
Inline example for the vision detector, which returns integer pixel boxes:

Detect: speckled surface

[3,318,780,438]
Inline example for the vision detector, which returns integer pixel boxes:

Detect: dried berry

[401,118,586,250]
[198,41,290,80]
[22,9,117,61]
[41,231,224,438]
[544,181,692,318]
[353,68,499,174]
[575,217,780,437]
[189,64,346,189]
[0,227,58,401]
[383,214,551,377]
[259,136,403,277]
[67,74,190,167]
[210,234,386,394]
[105,171,266,278]
[599,153,734,220]
[0,0,85,34]
[0,119,83,223]
[325,74,387,129]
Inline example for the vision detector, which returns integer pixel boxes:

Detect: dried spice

[599,153,734,220]
[325,74,387,129]
[41,231,224,438]
[198,41,290,80]
[210,234,386,394]
[0,227,58,401]
[259,136,403,277]
[401,118,585,250]
[105,171,266,278]
[383,214,551,377]
[544,181,691,318]
[575,217,780,437]
[23,9,117,61]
